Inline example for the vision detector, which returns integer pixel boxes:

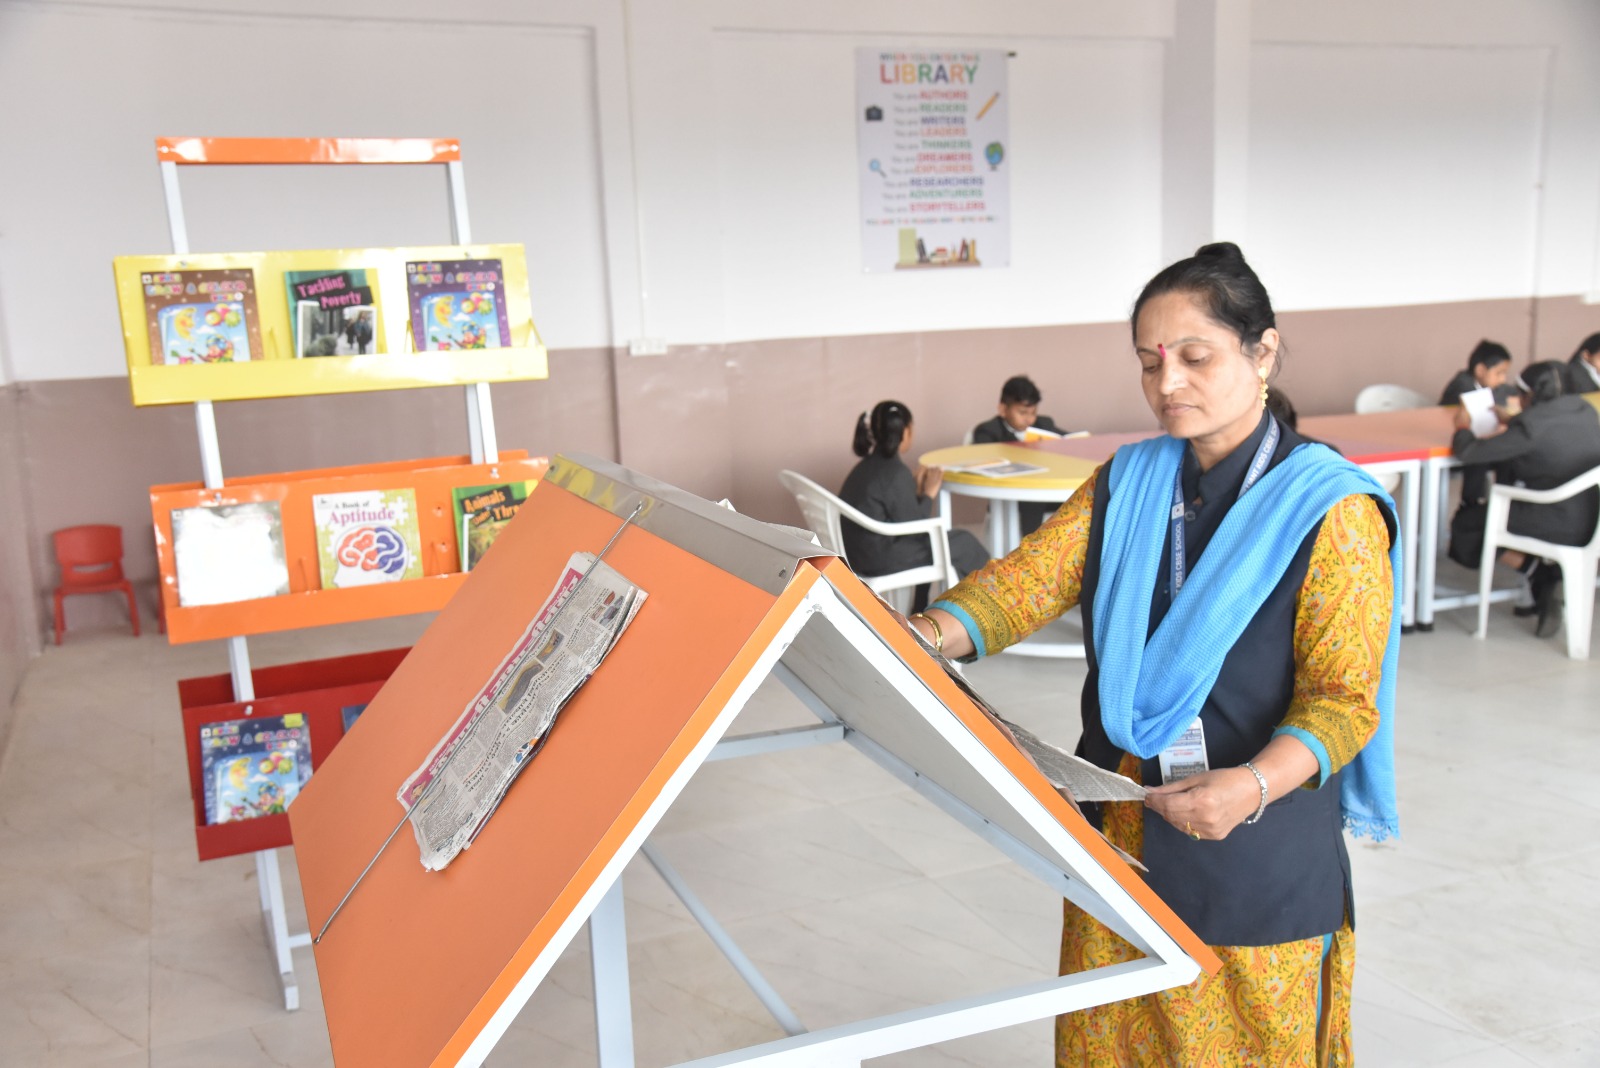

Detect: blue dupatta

[1094,434,1401,841]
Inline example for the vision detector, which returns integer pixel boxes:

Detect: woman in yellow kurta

[909,243,1400,1067]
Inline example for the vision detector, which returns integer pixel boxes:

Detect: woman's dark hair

[853,400,913,459]
[1573,332,1600,361]
[1130,242,1280,370]
[1517,361,1567,406]
[1468,340,1512,372]
[1264,385,1298,430]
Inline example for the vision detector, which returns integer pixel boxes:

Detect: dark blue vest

[1077,414,1391,947]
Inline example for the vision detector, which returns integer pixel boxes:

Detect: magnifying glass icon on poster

[869,159,887,179]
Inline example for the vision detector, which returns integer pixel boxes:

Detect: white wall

[1246,43,1550,311]
[0,0,1597,384]
[0,0,619,383]
[711,31,1164,339]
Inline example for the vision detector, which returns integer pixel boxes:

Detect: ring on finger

[1186,821,1200,841]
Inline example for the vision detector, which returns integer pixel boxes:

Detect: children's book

[311,488,424,589]
[405,258,512,351]
[199,712,313,825]
[283,268,383,358]
[141,267,262,365]
[170,501,291,607]
[340,703,369,733]
[451,480,536,572]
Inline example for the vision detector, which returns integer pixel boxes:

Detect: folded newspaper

[887,605,1149,870]
[398,551,647,871]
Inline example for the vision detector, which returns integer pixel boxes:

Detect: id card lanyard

[1159,418,1279,782]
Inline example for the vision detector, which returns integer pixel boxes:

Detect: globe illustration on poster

[985,142,1005,170]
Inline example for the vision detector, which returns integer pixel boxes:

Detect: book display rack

[127,137,549,1010]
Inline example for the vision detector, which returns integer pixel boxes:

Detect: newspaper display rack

[289,454,1218,1067]
[140,137,544,1010]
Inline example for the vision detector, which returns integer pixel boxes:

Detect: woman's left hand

[1144,767,1261,841]
[1452,405,1473,432]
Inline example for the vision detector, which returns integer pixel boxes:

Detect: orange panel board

[151,453,548,643]
[289,479,802,1067]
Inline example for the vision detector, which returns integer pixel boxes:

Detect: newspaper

[398,551,647,871]
[885,602,1148,870]
[995,719,1147,803]
[945,459,1049,478]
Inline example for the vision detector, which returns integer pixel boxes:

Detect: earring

[1258,367,1269,409]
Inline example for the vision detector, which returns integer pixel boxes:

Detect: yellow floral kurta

[936,467,1393,1068]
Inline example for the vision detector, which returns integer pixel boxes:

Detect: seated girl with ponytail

[837,401,991,596]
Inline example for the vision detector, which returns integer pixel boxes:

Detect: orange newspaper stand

[290,454,1217,1067]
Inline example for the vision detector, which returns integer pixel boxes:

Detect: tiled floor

[1,592,1597,1066]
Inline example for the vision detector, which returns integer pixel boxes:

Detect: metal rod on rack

[313,502,645,944]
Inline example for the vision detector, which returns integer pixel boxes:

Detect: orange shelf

[153,452,549,643]
[156,137,460,166]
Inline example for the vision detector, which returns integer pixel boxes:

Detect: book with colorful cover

[170,501,290,607]
[283,268,383,358]
[451,480,535,572]
[199,712,313,825]
[141,267,262,365]
[406,258,511,351]
[311,488,424,589]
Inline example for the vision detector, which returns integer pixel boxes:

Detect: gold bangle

[911,612,944,653]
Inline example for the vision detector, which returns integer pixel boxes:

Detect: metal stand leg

[255,849,310,1011]
[589,879,635,1068]
[1417,458,1442,631]
[641,843,807,1037]
[1400,462,1420,631]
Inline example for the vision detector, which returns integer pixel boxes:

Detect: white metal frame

[157,146,500,1010]
[1416,454,1525,629]
[474,578,1202,1067]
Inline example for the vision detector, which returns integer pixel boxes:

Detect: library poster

[856,48,1010,273]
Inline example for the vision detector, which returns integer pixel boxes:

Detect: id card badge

[1157,717,1210,783]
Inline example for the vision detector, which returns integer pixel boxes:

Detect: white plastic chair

[778,470,958,611]
[1354,384,1433,414]
[1476,465,1600,659]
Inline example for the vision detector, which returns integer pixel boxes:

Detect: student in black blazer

[1440,339,1517,406]
[969,375,1071,535]
[838,401,989,609]
[1565,332,1600,395]
[1451,361,1600,635]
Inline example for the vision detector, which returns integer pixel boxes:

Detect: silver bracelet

[1241,761,1269,825]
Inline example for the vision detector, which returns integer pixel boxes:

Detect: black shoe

[1533,565,1564,638]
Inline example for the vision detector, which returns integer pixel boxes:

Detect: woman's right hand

[916,465,944,497]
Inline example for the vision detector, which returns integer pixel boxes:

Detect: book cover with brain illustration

[312,488,424,589]
[141,267,263,365]
[405,258,511,351]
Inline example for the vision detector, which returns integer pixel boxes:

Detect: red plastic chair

[52,525,141,645]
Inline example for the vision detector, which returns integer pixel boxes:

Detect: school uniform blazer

[1564,354,1600,396]
[837,454,935,576]
[1451,394,1600,546]
[970,414,1063,443]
